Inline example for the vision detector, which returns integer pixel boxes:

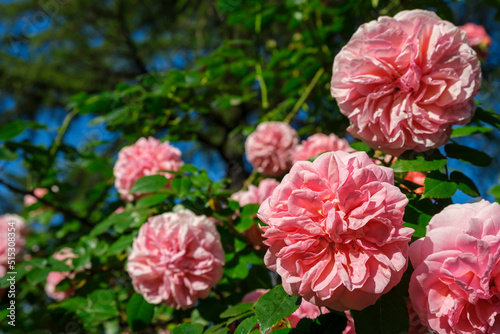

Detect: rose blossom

[258,151,412,311]
[126,210,224,310]
[231,179,279,249]
[409,201,500,333]
[24,188,49,207]
[460,23,492,59]
[245,122,299,176]
[291,133,354,163]
[113,137,183,201]
[45,248,79,301]
[331,10,481,156]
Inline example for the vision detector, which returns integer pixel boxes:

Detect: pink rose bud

[45,248,79,301]
[331,10,481,156]
[460,23,492,59]
[245,122,299,176]
[409,201,500,333]
[291,133,354,163]
[126,210,225,310]
[258,151,413,311]
[113,137,183,202]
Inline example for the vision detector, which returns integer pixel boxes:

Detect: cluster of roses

[1,9,496,333]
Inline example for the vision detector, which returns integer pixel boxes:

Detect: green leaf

[90,211,133,236]
[136,193,168,208]
[55,278,72,291]
[255,285,300,333]
[391,150,447,172]
[403,223,426,239]
[126,293,155,332]
[474,108,500,129]
[490,185,500,200]
[351,287,409,334]
[240,203,260,217]
[108,234,134,255]
[220,302,255,318]
[0,119,27,140]
[172,324,204,334]
[224,260,249,279]
[450,171,480,197]
[180,164,199,173]
[0,146,17,160]
[451,125,492,137]
[130,175,168,194]
[423,172,458,199]
[50,297,87,311]
[26,267,51,285]
[349,141,371,152]
[171,176,192,197]
[48,257,71,272]
[445,143,493,167]
[235,315,257,334]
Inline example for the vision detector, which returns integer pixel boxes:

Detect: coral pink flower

[126,210,224,310]
[331,10,481,156]
[409,201,500,333]
[24,188,49,207]
[291,133,354,163]
[0,214,27,278]
[241,289,330,329]
[113,137,183,202]
[404,171,426,195]
[258,151,412,311]
[460,23,492,59]
[45,248,79,301]
[231,179,279,249]
[245,122,299,176]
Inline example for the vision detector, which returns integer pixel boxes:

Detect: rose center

[394,60,422,93]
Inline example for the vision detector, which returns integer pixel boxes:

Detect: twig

[284,67,325,123]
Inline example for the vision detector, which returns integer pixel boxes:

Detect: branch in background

[0,178,93,228]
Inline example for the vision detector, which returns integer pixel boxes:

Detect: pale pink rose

[231,179,279,250]
[258,151,413,311]
[245,122,299,176]
[409,200,500,333]
[331,10,481,156]
[0,214,27,276]
[24,188,49,207]
[126,210,224,310]
[241,289,330,329]
[113,137,183,201]
[404,171,426,195]
[460,23,492,59]
[45,248,78,301]
[291,133,354,163]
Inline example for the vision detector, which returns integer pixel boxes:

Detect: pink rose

[258,151,413,311]
[404,171,426,195]
[245,122,299,176]
[291,133,354,163]
[231,179,279,249]
[0,214,27,277]
[24,188,49,207]
[343,311,356,334]
[460,23,492,59]
[126,210,225,310]
[45,248,78,301]
[331,10,481,156]
[409,201,500,333]
[113,137,183,201]
[241,289,330,329]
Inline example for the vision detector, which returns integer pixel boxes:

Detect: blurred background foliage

[2,0,500,333]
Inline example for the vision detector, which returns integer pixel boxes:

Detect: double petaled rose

[127,210,224,310]
[113,137,183,201]
[409,201,500,333]
[245,122,299,176]
[331,10,481,156]
[291,133,354,163]
[258,151,413,311]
